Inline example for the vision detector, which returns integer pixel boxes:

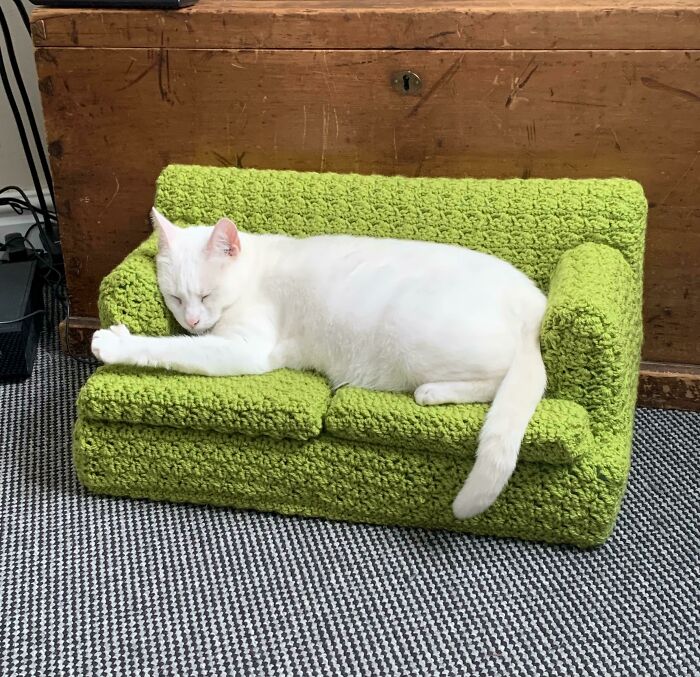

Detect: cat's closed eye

[201,294,211,302]
[170,295,182,305]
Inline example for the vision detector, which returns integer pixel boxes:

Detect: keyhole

[391,71,422,96]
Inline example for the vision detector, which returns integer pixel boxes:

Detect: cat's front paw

[91,325,133,364]
[414,383,441,406]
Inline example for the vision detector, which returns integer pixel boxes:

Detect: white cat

[92,208,547,518]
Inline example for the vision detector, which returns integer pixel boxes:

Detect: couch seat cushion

[78,366,331,441]
[325,388,593,464]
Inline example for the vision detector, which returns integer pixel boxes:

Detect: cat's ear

[150,207,179,250]
[206,217,241,258]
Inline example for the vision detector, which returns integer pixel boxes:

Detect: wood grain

[35,47,700,366]
[31,0,700,51]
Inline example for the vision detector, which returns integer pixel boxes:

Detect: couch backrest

[155,166,647,292]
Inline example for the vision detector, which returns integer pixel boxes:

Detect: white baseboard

[0,188,55,250]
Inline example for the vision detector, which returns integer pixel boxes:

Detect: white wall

[0,0,51,246]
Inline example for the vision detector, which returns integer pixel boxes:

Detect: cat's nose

[186,314,200,328]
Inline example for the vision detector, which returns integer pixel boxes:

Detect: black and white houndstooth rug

[1,297,699,676]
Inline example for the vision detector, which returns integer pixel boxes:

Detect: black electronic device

[29,0,197,8]
[0,260,44,380]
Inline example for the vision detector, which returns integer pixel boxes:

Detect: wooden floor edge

[59,316,101,357]
[638,362,700,411]
[59,317,700,411]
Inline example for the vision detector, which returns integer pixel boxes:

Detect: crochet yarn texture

[75,166,647,547]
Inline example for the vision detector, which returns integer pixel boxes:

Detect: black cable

[0,6,95,364]
[0,206,86,358]
[0,237,60,287]
[0,309,45,325]
[0,43,51,249]
[0,8,56,219]
[0,189,57,222]
[0,186,58,223]
[12,0,30,33]
[0,186,56,219]
[0,243,94,363]
[51,282,99,365]
[0,281,96,364]
[0,193,61,288]
[1,197,57,222]
[0,187,59,252]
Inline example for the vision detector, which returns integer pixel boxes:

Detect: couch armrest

[98,235,177,336]
[541,242,642,437]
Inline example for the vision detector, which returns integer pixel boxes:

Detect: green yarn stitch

[78,366,331,441]
[74,419,627,548]
[79,166,647,547]
[325,388,593,465]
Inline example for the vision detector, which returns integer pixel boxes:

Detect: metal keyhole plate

[391,71,422,96]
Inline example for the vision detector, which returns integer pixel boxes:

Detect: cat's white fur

[92,209,548,518]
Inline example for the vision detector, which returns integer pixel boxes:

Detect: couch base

[74,419,632,548]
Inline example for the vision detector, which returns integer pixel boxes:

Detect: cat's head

[151,208,241,334]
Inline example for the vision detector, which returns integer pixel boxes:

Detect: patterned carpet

[1,297,698,676]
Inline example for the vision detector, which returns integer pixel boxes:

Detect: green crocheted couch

[74,165,647,547]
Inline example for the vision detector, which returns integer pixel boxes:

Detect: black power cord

[12,0,31,32]
[0,187,60,276]
[0,4,97,365]
[1,185,59,257]
[0,222,98,365]
[53,283,100,366]
[0,309,45,326]
[0,7,56,231]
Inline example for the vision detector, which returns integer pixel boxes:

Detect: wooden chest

[32,0,700,409]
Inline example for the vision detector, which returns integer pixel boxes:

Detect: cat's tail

[452,305,547,519]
